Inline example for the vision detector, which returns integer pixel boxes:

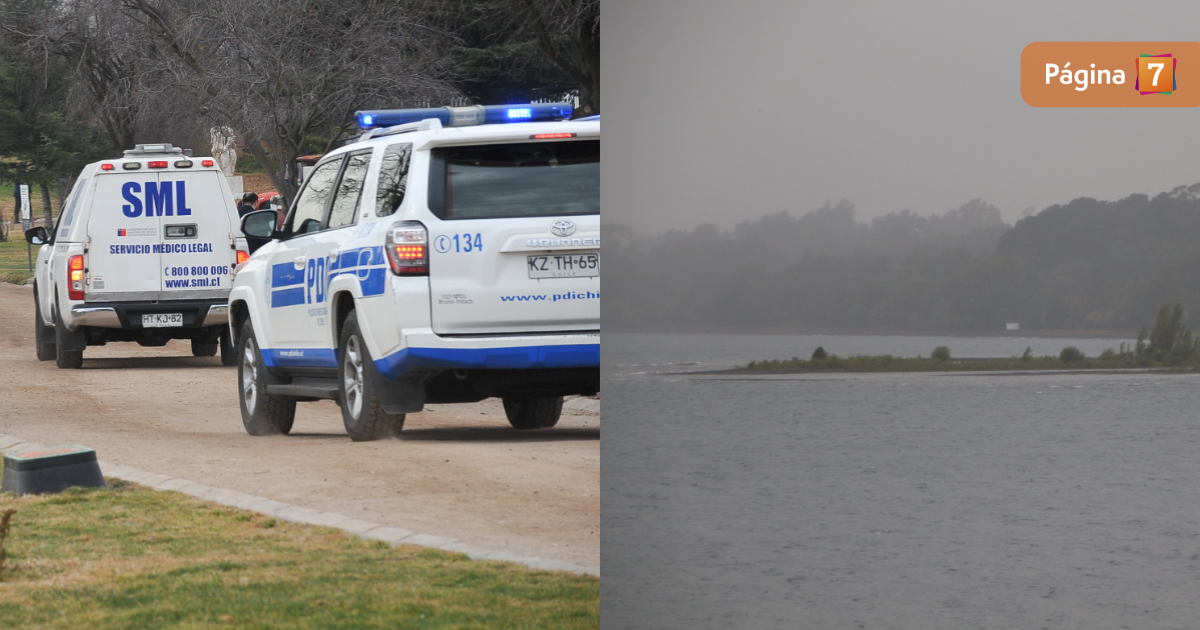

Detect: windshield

[430,140,599,220]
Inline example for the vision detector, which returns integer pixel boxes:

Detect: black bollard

[1,445,107,495]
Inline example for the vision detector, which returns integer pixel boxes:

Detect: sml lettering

[122,182,193,217]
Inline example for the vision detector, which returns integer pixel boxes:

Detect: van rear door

[87,174,164,301]
[159,170,235,299]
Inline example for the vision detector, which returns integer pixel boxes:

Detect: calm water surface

[602,332,1200,630]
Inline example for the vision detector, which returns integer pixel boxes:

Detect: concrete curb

[0,433,598,576]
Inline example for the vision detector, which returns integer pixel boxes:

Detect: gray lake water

[602,332,1200,630]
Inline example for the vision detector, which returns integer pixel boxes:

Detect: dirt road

[0,283,598,570]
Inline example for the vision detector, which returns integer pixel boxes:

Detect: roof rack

[123,143,186,157]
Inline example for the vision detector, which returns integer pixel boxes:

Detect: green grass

[0,239,38,284]
[0,477,598,629]
[234,150,266,173]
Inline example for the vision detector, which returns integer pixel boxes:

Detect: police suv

[27,144,248,369]
[231,103,599,441]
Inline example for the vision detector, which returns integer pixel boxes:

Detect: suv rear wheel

[502,396,563,430]
[237,320,295,435]
[33,285,55,361]
[338,311,405,441]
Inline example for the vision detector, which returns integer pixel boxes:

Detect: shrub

[931,346,950,361]
[1060,346,1084,363]
[811,346,827,360]
[1021,346,1032,361]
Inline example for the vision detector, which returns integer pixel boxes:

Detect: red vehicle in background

[256,191,280,210]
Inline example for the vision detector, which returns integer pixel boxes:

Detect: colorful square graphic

[1137,54,1175,94]
[117,228,126,236]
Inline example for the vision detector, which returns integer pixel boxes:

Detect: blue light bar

[355,103,573,129]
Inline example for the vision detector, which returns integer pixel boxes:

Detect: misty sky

[604,0,1200,234]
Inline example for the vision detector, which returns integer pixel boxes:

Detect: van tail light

[68,255,85,300]
[236,250,249,265]
[386,221,428,276]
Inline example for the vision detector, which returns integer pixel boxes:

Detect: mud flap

[368,359,425,414]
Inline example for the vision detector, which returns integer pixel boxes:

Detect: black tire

[502,396,564,430]
[33,285,56,361]
[191,335,218,357]
[338,311,404,441]
[53,303,83,370]
[219,327,236,366]
[236,320,295,435]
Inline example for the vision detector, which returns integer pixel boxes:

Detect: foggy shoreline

[605,326,1139,340]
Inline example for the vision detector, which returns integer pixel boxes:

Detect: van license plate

[142,313,183,327]
[527,254,600,279]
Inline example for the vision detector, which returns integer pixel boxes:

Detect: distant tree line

[605,185,1200,333]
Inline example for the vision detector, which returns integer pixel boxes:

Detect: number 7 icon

[1137,54,1175,95]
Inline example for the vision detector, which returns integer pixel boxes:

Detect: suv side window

[375,142,412,217]
[286,157,343,237]
[327,152,372,230]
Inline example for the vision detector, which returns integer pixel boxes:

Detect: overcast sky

[603,0,1200,234]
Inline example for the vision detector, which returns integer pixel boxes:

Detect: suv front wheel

[338,311,405,441]
[237,320,295,435]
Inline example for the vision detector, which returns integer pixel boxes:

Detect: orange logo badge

[1021,42,1200,107]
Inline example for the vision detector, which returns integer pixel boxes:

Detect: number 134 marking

[435,233,483,253]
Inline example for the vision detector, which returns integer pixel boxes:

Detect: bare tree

[122,0,459,203]
[13,0,159,152]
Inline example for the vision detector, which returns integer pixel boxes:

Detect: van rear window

[428,140,598,220]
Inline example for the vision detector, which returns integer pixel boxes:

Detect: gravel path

[0,282,598,571]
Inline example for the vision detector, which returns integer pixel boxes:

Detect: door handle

[293,256,307,270]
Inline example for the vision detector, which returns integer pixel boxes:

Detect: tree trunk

[40,182,53,230]
[246,140,299,207]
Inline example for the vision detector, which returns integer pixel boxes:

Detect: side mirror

[24,226,48,245]
[241,210,278,239]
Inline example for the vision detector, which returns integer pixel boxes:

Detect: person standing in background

[238,192,268,253]
[238,192,259,217]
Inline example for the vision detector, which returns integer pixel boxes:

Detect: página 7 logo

[1045,63,1126,91]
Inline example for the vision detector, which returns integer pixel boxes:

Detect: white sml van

[27,143,248,369]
